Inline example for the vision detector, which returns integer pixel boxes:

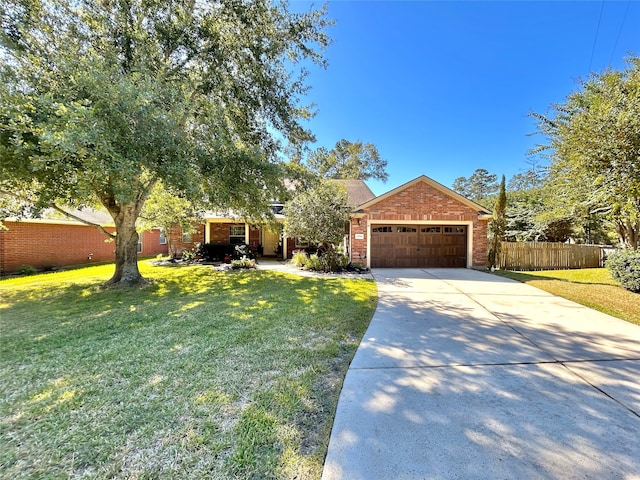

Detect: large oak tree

[0,0,330,284]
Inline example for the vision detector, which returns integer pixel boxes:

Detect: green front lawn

[0,262,378,479]
[493,268,640,326]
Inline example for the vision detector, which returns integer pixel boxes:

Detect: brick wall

[168,223,205,257]
[0,221,168,274]
[352,180,489,268]
[350,218,368,263]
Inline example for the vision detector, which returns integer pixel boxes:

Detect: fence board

[499,242,605,271]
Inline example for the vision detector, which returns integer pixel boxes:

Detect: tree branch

[0,189,115,239]
[48,203,116,239]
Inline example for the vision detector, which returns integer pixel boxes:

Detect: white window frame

[229,225,246,244]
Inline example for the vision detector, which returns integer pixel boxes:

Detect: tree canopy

[306,139,388,181]
[532,57,640,249]
[0,0,331,284]
[283,180,350,248]
[138,182,202,259]
[452,168,498,204]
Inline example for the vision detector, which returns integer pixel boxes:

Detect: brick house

[348,175,491,268]
[188,174,491,268]
[0,212,168,274]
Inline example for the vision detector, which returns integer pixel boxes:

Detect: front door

[262,226,282,257]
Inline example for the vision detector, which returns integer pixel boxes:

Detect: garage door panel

[371,224,467,268]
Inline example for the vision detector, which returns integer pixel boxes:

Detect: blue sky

[291,1,640,195]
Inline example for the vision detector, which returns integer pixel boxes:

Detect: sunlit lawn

[493,268,640,326]
[0,262,378,479]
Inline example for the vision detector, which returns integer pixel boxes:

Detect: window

[159,230,167,245]
[372,226,393,233]
[421,227,441,233]
[396,227,417,233]
[229,225,245,244]
[271,204,284,215]
[182,232,193,243]
[137,236,143,253]
[444,227,465,234]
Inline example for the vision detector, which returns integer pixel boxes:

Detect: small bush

[304,254,324,271]
[231,256,256,270]
[291,251,309,267]
[17,264,36,276]
[303,250,350,273]
[606,249,640,293]
[182,248,199,262]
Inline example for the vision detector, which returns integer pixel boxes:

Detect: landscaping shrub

[606,249,640,293]
[181,247,199,262]
[231,256,256,269]
[302,250,350,273]
[199,243,255,262]
[199,243,234,261]
[322,250,350,272]
[291,251,309,267]
[305,254,324,271]
[17,264,36,276]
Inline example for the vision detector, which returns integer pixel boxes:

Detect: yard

[0,262,378,479]
[493,268,640,326]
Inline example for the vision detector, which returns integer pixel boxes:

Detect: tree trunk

[104,203,147,286]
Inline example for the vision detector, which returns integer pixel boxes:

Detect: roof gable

[357,175,491,215]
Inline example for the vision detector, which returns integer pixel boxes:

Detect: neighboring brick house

[0,212,168,274]
[193,175,491,268]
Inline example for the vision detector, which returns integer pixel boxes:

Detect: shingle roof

[332,179,377,208]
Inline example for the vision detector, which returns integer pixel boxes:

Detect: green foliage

[139,182,202,258]
[302,251,350,273]
[291,250,309,267]
[284,180,351,247]
[16,264,36,276]
[231,256,256,270]
[0,0,331,285]
[306,139,388,181]
[305,254,325,271]
[488,175,507,268]
[452,168,498,204]
[606,249,640,293]
[181,247,199,263]
[532,57,640,249]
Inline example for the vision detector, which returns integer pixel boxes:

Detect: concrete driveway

[322,268,640,480]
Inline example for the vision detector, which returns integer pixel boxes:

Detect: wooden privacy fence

[498,242,606,271]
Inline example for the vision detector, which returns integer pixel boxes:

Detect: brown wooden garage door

[370,225,467,268]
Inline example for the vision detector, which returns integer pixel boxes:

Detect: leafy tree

[452,168,498,204]
[507,159,546,192]
[532,57,640,249]
[488,175,506,268]
[0,0,330,285]
[306,139,388,181]
[283,180,351,250]
[138,183,202,259]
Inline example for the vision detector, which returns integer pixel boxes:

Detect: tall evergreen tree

[488,175,506,268]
